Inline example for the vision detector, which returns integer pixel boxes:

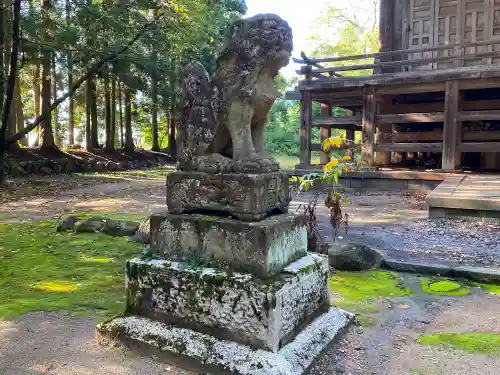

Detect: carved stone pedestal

[166,171,291,221]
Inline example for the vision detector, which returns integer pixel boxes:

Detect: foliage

[329,270,412,326]
[421,278,471,296]
[290,135,359,249]
[307,1,380,76]
[0,219,144,320]
[418,333,500,356]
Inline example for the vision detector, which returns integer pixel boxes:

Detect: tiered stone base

[124,254,330,352]
[97,308,353,375]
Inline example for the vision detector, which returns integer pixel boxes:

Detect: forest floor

[1,169,500,375]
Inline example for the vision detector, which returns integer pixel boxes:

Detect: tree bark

[14,78,27,146]
[85,78,92,150]
[89,76,99,148]
[0,0,21,184]
[151,10,160,151]
[124,87,134,151]
[52,52,62,148]
[33,64,41,146]
[110,75,117,150]
[40,0,55,151]
[104,68,114,151]
[66,0,74,145]
[118,81,124,148]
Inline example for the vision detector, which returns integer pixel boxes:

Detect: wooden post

[442,80,462,170]
[378,0,394,74]
[375,97,392,166]
[299,90,312,168]
[392,124,407,164]
[361,86,376,168]
[319,103,332,165]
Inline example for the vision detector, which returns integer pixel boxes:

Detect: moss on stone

[418,332,500,356]
[478,283,500,295]
[329,271,412,326]
[421,278,471,296]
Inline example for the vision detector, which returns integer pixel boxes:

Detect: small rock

[101,219,140,237]
[57,216,80,232]
[74,217,108,233]
[329,243,383,271]
[130,217,151,244]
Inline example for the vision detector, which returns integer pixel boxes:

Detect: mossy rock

[101,220,140,237]
[418,332,500,356]
[74,217,108,233]
[421,278,471,296]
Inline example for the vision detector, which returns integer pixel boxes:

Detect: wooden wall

[383,0,500,70]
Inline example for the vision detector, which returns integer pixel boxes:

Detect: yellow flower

[323,159,339,174]
[342,155,352,162]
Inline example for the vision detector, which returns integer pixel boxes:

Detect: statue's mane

[213,14,293,107]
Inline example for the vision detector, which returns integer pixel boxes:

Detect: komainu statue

[176,14,293,173]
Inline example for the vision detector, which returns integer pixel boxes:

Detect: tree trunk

[124,87,134,151]
[40,0,55,151]
[151,13,160,151]
[33,64,41,146]
[89,75,99,148]
[66,0,74,145]
[168,103,176,158]
[85,78,92,150]
[111,76,117,149]
[1,0,21,184]
[104,68,114,151]
[52,52,62,148]
[118,81,124,148]
[14,78,27,146]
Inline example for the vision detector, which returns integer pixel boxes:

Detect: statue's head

[220,13,293,77]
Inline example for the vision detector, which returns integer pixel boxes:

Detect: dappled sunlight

[80,256,114,264]
[30,281,80,293]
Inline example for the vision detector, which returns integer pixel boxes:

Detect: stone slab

[124,254,330,352]
[97,307,354,375]
[426,175,500,213]
[166,171,291,221]
[150,212,308,277]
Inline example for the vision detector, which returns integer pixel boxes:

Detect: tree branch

[8,9,165,144]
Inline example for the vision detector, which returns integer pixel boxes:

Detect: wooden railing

[295,39,500,79]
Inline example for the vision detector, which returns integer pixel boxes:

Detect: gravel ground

[309,273,500,375]
[296,191,500,270]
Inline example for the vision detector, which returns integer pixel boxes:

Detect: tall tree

[0,0,22,183]
[89,76,99,148]
[124,87,134,151]
[66,0,75,145]
[104,67,114,151]
[40,0,55,150]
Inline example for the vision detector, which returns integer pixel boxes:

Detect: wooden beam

[319,103,332,164]
[298,39,500,65]
[389,100,500,114]
[460,142,500,152]
[304,51,500,75]
[377,112,445,124]
[375,97,392,165]
[374,143,443,152]
[361,86,376,168]
[442,81,461,170]
[312,115,362,126]
[376,82,446,95]
[381,130,500,143]
[459,78,500,90]
[459,110,500,121]
[299,91,312,167]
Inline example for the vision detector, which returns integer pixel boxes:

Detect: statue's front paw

[233,157,279,173]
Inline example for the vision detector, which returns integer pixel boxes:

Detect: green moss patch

[0,220,144,321]
[418,332,500,356]
[421,278,471,296]
[60,210,146,223]
[478,283,500,295]
[329,271,412,326]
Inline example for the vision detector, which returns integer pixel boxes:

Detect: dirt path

[2,173,500,375]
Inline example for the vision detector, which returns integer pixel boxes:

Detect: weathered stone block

[124,254,330,352]
[150,212,307,277]
[166,171,291,221]
[97,308,354,375]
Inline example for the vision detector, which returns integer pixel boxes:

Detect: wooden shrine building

[288,0,500,171]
